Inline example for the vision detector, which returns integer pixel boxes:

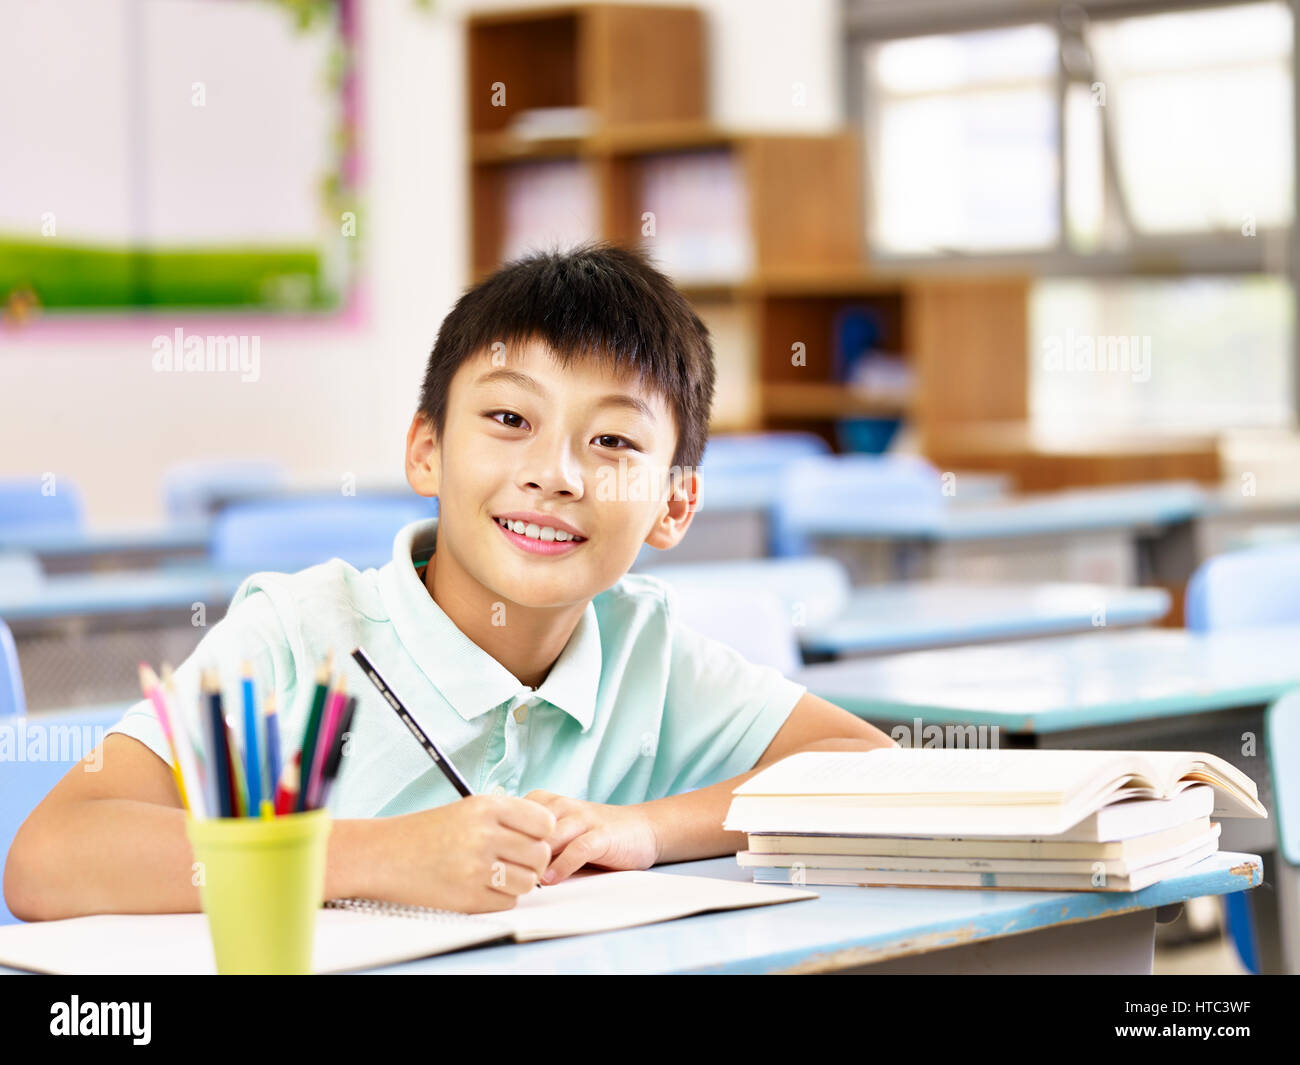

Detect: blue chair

[1186,542,1300,632]
[0,704,131,924]
[0,619,26,719]
[0,477,84,536]
[162,459,287,522]
[1267,689,1300,973]
[1185,542,1300,972]
[211,497,436,574]
[698,433,832,557]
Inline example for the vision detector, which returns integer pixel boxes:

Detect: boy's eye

[487,410,527,429]
[595,434,634,450]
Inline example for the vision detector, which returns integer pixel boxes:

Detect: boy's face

[406,336,699,609]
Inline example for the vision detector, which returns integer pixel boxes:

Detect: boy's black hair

[418,240,715,473]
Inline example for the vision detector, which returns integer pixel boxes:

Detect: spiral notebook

[0,870,817,975]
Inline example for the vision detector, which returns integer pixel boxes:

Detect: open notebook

[0,870,816,975]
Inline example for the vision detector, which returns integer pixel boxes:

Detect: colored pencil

[317,694,356,811]
[159,664,209,819]
[262,689,282,815]
[306,677,347,810]
[273,752,301,815]
[241,662,262,817]
[139,663,191,813]
[295,654,334,812]
[202,670,232,818]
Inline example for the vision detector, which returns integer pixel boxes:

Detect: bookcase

[465,3,1220,491]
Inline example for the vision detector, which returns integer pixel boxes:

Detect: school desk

[796,481,1208,587]
[1197,486,1300,559]
[0,522,212,575]
[799,581,1171,659]
[358,851,1260,974]
[0,571,240,712]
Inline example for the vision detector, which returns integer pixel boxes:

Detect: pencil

[241,662,262,817]
[273,751,301,815]
[263,689,282,815]
[306,676,347,810]
[317,694,356,811]
[351,647,473,797]
[202,669,232,818]
[160,664,209,820]
[139,663,191,813]
[295,654,334,812]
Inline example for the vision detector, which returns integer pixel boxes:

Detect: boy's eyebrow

[474,368,657,422]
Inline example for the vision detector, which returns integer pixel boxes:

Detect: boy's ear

[644,466,701,550]
[405,412,441,498]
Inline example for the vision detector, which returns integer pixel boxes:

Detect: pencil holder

[185,809,332,975]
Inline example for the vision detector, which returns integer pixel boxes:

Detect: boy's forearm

[636,736,894,866]
[5,800,387,921]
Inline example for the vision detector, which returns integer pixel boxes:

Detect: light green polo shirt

[105,517,807,818]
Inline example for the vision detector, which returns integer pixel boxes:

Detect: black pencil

[350,647,474,797]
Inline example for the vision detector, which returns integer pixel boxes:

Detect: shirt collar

[377,518,600,733]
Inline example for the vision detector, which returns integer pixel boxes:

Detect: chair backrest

[639,556,852,633]
[0,477,84,536]
[0,618,26,719]
[1267,689,1300,868]
[1185,542,1300,632]
[777,453,944,535]
[0,551,43,597]
[661,584,801,675]
[211,497,435,574]
[699,433,833,556]
[0,703,129,924]
[162,459,286,522]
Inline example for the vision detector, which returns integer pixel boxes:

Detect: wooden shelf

[760,382,913,419]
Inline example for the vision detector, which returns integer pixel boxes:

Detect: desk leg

[826,910,1155,975]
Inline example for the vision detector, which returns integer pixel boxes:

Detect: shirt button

[514,703,529,723]
[491,784,508,797]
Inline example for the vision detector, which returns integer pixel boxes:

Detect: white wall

[0,0,839,526]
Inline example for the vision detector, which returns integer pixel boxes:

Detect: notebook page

[493,869,818,941]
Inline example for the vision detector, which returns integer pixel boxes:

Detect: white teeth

[495,517,584,543]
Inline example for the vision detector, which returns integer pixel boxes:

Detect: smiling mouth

[492,516,588,544]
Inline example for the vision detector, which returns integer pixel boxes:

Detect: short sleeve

[104,589,295,770]
[649,614,807,799]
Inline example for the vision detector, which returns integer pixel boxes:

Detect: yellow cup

[185,809,332,975]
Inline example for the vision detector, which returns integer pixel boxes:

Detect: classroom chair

[0,704,129,925]
[1267,688,1300,974]
[639,556,852,638]
[0,477,84,536]
[698,432,832,557]
[1185,542,1300,972]
[776,453,943,537]
[0,618,26,719]
[664,584,801,675]
[1185,542,1300,631]
[211,496,436,575]
[162,459,287,523]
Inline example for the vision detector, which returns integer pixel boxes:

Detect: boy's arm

[637,691,896,865]
[531,693,896,880]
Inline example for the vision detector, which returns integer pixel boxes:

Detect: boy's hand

[372,795,555,913]
[523,790,660,884]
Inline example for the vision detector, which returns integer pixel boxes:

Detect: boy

[5,242,893,921]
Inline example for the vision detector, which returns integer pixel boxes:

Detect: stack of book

[723,748,1267,892]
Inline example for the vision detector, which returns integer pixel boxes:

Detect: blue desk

[357,852,1261,974]
[799,581,1171,657]
[800,482,1208,587]
[0,522,213,575]
[0,571,244,712]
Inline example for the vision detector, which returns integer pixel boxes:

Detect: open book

[723,749,1267,838]
[0,870,816,975]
